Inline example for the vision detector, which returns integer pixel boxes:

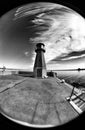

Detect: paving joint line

[30,102,39,124]
[53,104,61,124]
[0,78,27,93]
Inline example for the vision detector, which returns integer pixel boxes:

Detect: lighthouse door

[37,68,42,77]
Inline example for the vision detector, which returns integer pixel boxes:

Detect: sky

[0,2,85,70]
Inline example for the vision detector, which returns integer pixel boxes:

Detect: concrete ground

[0,76,78,127]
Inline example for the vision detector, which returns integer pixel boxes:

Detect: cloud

[30,8,85,63]
[61,54,85,61]
[14,3,85,64]
[14,2,59,20]
[24,51,29,56]
[51,50,85,62]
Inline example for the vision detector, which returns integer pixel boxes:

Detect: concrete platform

[0,77,78,127]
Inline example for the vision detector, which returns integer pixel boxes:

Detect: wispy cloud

[14,2,85,64]
[30,9,85,63]
[51,50,85,62]
[14,2,60,20]
[60,54,85,61]
[24,51,29,56]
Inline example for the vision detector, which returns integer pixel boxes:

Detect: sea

[54,70,85,88]
[0,70,12,75]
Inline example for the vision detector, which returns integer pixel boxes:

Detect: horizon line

[0,67,85,71]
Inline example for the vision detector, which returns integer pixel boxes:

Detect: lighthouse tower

[33,43,47,78]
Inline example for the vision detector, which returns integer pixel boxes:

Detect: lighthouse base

[34,68,47,78]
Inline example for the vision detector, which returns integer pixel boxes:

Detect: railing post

[69,86,75,100]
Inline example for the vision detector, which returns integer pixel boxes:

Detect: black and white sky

[0,2,85,70]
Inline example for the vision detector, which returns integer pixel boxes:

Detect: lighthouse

[33,43,47,78]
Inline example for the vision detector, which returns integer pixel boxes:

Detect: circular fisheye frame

[0,1,85,128]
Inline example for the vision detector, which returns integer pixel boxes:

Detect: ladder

[67,89,85,114]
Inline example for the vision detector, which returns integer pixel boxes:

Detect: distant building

[78,68,81,72]
[18,71,33,77]
[33,43,47,78]
[47,71,57,77]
